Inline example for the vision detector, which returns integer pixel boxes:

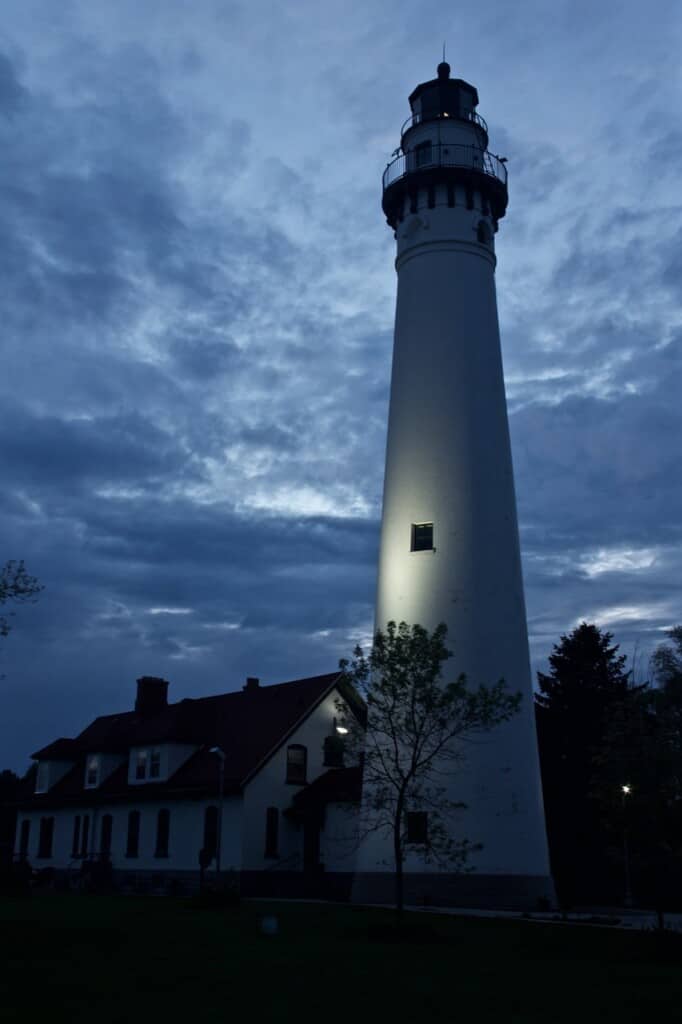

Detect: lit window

[286,745,307,784]
[406,811,428,844]
[86,756,99,788]
[411,523,434,552]
[135,750,148,780]
[150,749,161,779]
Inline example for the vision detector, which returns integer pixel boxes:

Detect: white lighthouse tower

[353,63,554,908]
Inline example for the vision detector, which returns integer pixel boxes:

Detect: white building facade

[353,63,555,909]
[15,674,361,897]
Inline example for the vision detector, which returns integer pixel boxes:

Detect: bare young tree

[337,620,521,914]
[0,560,43,642]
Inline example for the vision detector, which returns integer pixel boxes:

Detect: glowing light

[335,725,349,735]
[622,784,631,795]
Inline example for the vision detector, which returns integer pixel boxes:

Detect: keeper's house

[14,673,362,897]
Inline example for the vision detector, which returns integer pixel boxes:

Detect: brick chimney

[135,676,169,715]
[243,676,260,693]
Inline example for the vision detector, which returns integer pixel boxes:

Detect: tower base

[352,871,556,911]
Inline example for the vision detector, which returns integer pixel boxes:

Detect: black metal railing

[382,143,507,192]
[401,109,488,138]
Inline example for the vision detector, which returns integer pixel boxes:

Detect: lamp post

[621,784,633,908]
[210,747,225,880]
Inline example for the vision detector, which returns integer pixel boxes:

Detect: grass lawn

[1,894,681,1023]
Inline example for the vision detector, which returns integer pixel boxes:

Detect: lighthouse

[353,63,554,908]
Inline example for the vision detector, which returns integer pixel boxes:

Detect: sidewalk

[407,904,682,931]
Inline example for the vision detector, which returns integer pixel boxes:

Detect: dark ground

[1,894,680,1022]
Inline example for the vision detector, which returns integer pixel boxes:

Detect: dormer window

[85,756,100,788]
[135,750,148,780]
[35,763,49,794]
[133,747,162,782]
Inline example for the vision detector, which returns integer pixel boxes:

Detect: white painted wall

[15,797,242,873]
[241,688,343,871]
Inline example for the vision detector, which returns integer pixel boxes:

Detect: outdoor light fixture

[335,725,349,735]
[621,784,631,795]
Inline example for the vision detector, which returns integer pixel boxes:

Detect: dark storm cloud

[1,0,681,768]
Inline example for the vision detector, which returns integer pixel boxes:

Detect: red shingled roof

[25,672,346,808]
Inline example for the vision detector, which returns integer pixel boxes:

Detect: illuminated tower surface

[353,63,554,909]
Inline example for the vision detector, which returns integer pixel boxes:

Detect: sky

[1,0,681,771]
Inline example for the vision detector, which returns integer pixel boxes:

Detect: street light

[209,746,226,880]
[621,783,633,908]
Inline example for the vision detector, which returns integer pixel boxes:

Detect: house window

[19,819,30,859]
[155,809,170,858]
[126,810,140,858]
[264,807,279,858]
[150,749,161,779]
[406,811,428,844]
[323,734,345,768]
[37,816,54,859]
[135,751,148,780]
[415,140,433,168]
[203,805,218,860]
[35,762,49,793]
[71,815,81,858]
[85,755,100,788]
[286,745,307,784]
[100,814,113,857]
[411,523,434,552]
[80,815,90,859]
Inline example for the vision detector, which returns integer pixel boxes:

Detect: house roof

[25,672,349,808]
[289,766,362,816]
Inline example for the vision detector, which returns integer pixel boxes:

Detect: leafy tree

[535,622,632,906]
[337,620,521,915]
[0,560,43,642]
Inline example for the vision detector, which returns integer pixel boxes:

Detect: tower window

[477,220,492,245]
[411,523,434,552]
[415,141,433,168]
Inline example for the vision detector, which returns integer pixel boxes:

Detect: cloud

[1,1,681,770]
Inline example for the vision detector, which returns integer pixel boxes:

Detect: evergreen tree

[535,622,631,906]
